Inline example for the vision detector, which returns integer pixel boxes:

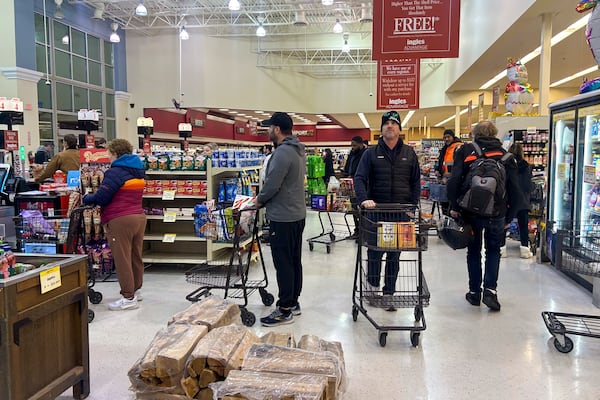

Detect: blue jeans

[466,215,504,293]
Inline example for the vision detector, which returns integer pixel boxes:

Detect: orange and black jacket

[446,136,521,222]
[83,154,145,224]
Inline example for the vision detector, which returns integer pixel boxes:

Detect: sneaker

[382,294,396,311]
[465,291,481,306]
[482,289,501,311]
[520,245,533,259]
[135,289,143,301]
[108,296,138,311]
[260,309,294,327]
[500,246,507,258]
[291,303,302,316]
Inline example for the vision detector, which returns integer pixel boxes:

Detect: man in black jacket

[343,136,366,238]
[354,111,421,310]
[447,120,521,311]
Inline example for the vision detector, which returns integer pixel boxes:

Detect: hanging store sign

[80,148,110,163]
[372,0,461,59]
[492,86,500,112]
[3,130,19,150]
[377,59,420,110]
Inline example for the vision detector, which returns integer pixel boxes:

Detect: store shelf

[145,170,206,176]
[210,233,259,252]
[212,166,261,174]
[143,195,207,200]
[142,252,206,264]
[145,215,195,221]
[143,234,206,241]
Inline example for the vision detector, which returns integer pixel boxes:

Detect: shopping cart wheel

[89,289,103,304]
[352,305,359,322]
[88,309,95,323]
[410,331,420,347]
[309,242,314,251]
[379,331,387,347]
[553,336,574,353]
[240,308,256,327]
[329,233,336,241]
[414,305,422,322]
[259,288,275,306]
[326,245,331,254]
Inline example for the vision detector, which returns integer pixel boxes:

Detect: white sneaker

[135,290,143,301]
[108,296,139,311]
[520,245,533,259]
[500,246,507,258]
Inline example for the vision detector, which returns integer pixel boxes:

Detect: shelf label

[162,233,177,243]
[163,211,177,223]
[584,165,596,184]
[162,190,176,200]
[40,266,62,294]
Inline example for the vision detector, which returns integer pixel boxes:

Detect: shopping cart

[306,208,354,253]
[542,226,600,353]
[185,207,274,326]
[352,204,430,347]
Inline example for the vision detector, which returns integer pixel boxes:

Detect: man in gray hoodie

[256,112,307,327]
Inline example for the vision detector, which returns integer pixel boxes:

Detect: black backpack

[458,142,513,217]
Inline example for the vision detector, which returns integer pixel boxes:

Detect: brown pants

[105,214,146,299]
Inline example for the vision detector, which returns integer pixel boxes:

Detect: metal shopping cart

[185,207,274,326]
[542,225,600,353]
[352,204,430,347]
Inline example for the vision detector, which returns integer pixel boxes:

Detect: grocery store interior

[2,0,600,399]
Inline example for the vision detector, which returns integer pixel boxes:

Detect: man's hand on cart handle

[361,200,376,208]
[450,210,460,219]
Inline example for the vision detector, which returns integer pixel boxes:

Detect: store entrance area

[59,211,600,399]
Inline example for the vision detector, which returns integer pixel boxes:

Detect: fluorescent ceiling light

[322,0,334,5]
[358,113,370,129]
[228,0,240,11]
[550,65,599,87]
[403,110,415,127]
[480,14,590,90]
[435,105,477,127]
[135,2,147,16]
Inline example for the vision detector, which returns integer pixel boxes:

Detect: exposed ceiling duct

[359,3,372,23]
[92,2,105,20]
[293,10,308,27]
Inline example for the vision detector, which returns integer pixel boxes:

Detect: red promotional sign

[85,134,95,149]
[3,130,19,151]
[143,137,151,154]
[377,59,420,110]
[372,0,460,59]
[79,148,110,164]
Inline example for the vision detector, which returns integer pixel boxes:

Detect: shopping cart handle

[358,203,418,211]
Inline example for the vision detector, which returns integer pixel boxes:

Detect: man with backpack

[447,121,521,311]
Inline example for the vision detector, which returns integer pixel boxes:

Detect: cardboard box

[377,222,397,249]
[397,222,416,248]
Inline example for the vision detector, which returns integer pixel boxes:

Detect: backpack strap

[471,141,483,157]
[500,152,513,163]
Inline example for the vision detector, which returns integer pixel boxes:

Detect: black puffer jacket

[354,137,420,204]
[514,156,532,211]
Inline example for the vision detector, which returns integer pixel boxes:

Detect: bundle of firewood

[168,296,241,329]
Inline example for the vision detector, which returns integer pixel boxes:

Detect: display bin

[0,254,90,400]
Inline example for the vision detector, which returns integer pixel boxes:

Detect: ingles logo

[393,16,439,35]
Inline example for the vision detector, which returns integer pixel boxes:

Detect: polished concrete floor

[59,211,600,400]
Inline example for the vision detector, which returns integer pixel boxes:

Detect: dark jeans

[269,219,305,309]
[466,215,504,293]
[517,209,530,246]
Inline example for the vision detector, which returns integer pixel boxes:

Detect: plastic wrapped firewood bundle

[180,325,261,399]
[260,332,296,348]
[128,323,208,395]
[297,335,346,394]
[241,344,347,400]
[168,296,241,329]
[210,369,328,400]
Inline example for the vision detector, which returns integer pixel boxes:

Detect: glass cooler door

[575,104,600,242]
[549,110,576,223]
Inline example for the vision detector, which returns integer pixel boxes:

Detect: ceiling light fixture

[109,22,120,43]
[135,2,148,16]
[403,110,415,127]
[256,23,266,37]
[180,26,189,40]
[322,0,334,5]
[358,113,370,129]
[333,18,343,34]
[62,34,69,45]
[550,65,599,87]
[54,0,64,19]
[479,14,590,90]
[342,32,350,52]
[228,0,241,11]
[435,104,477,127]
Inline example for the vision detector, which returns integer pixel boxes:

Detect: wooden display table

[0,254,90,399]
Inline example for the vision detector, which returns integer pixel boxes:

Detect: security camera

[130,103,135,108]
[369,92,373,97]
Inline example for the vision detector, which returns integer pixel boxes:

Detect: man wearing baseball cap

[256,112,307,327]
[353,110,421,311]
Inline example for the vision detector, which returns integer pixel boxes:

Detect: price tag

[162,233,177,243]
[163,211,177,222]
[40,266,62,294]
[162,189,176,200]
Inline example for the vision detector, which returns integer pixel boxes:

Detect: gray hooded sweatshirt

[257,135,306,222]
